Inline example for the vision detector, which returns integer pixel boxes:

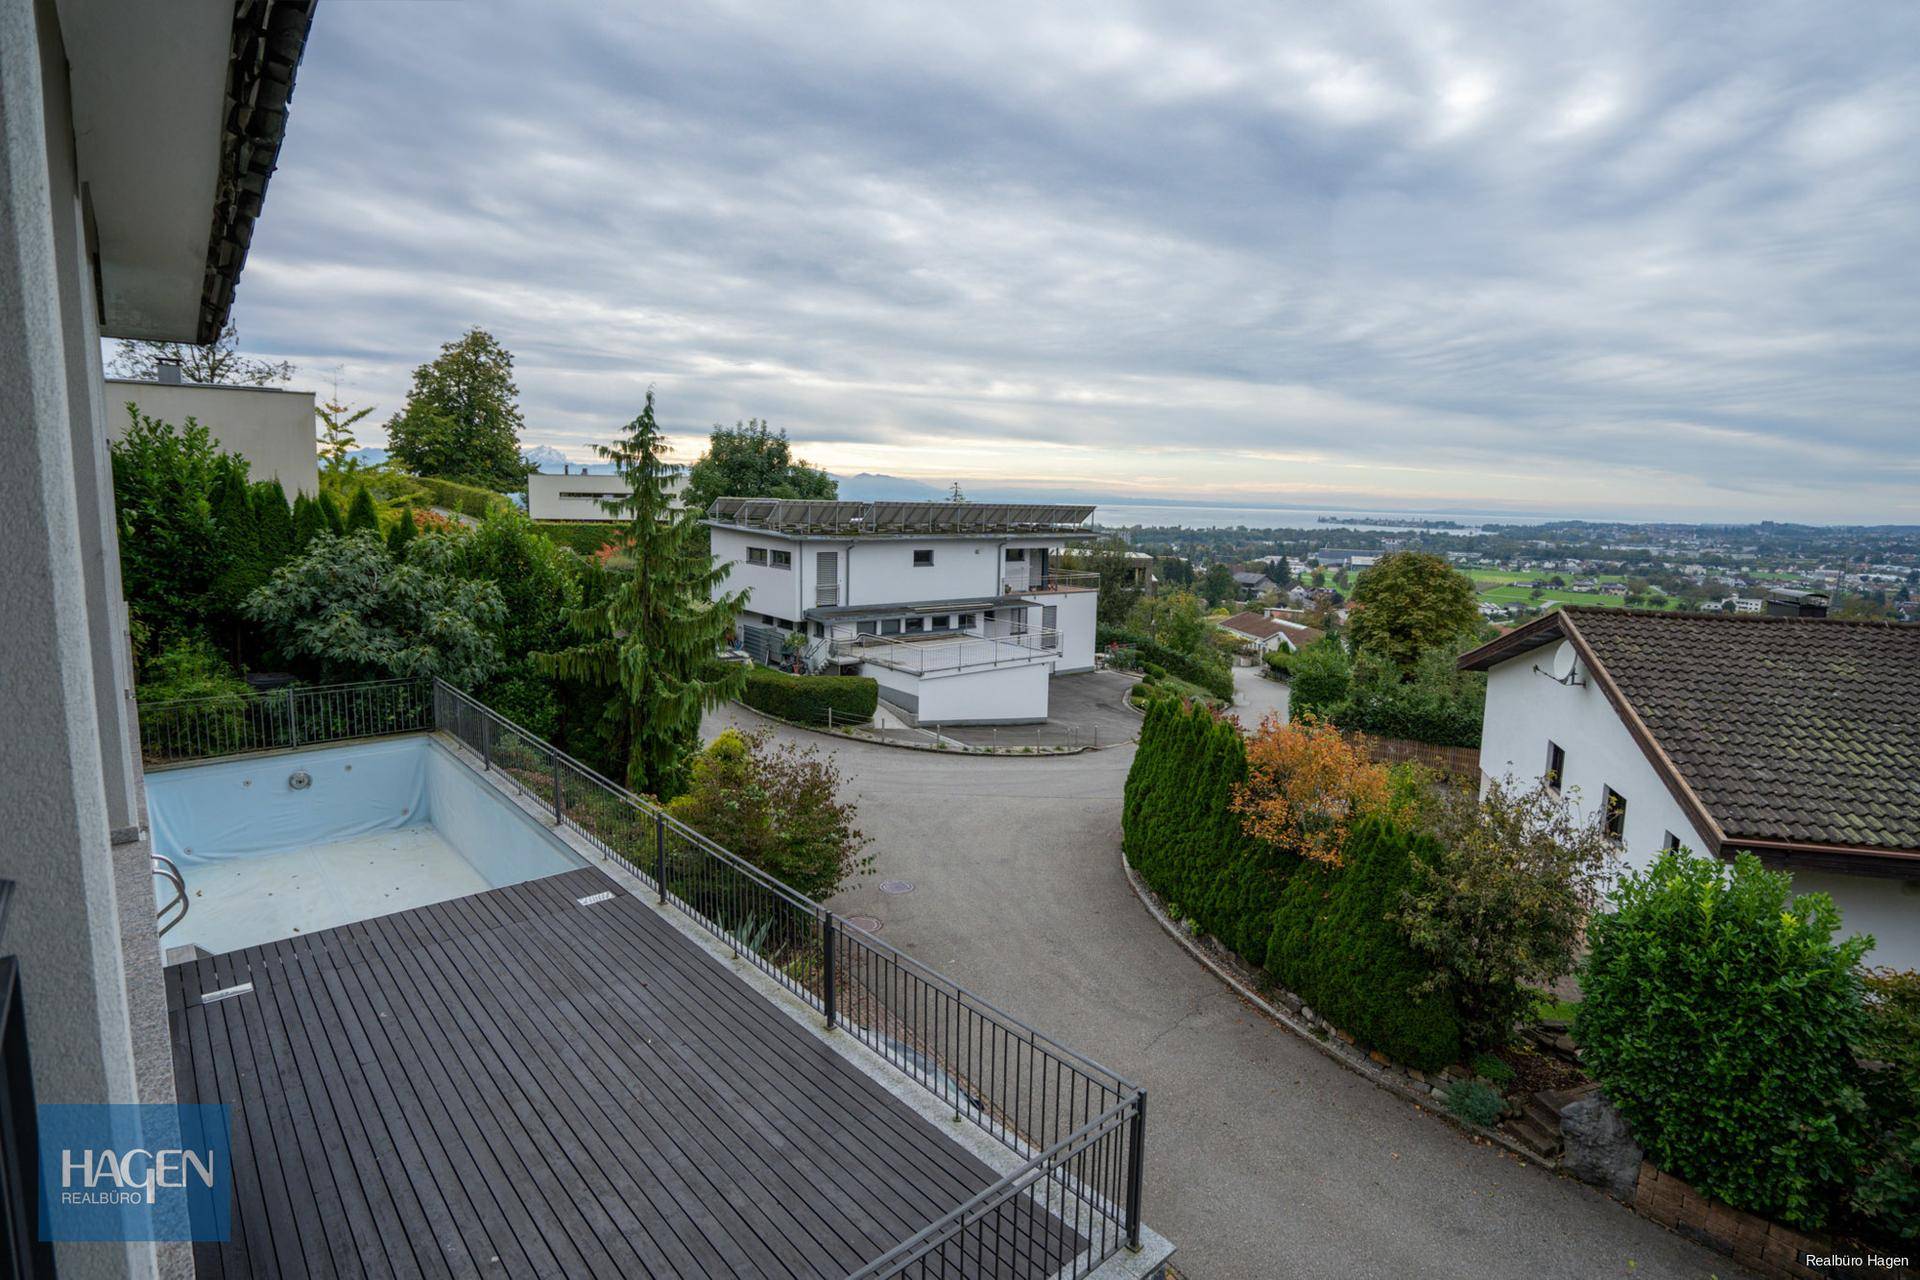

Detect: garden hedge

[1097,624,1233,701]
[413,475,515,520]
[740,666,878,726]
[1123,698,1464,1069]
[530,521,627,556]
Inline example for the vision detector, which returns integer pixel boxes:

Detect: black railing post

[481,714,491,770]
[822,912,837,1029]
[655,812,668,904]
[552,753,564,825]
[1124,1089,1147,1250]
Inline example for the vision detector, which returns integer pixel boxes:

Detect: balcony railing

[137,677,434,765]
[1027,570,1101,592]
[144,676,1152,1276]
[827,623,1061,674]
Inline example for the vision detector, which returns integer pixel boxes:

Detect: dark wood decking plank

[190,956,278,1280]
[357,895,693,1280]
[423,887,803,1280]
[168,970,228,1280]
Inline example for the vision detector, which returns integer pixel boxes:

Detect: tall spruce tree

[291,493,325,550]
[535,392,745,798]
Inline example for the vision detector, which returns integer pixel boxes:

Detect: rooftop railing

[142,676,1150,1276]
[828,623,1061,674]
[1028,570,1101,592]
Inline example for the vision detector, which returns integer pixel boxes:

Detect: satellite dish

[1548,639,1578,682]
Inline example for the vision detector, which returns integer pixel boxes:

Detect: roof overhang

[58,0,314,342]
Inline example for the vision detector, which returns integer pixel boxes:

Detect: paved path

[701,705,1752,1280]
[1230,662,1290,726]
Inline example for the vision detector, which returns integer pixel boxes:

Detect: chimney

[1765,588,1829,618]
[155,357,183,385]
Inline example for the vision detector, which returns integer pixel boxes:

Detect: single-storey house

[1230,570,1275,599]
[1216,611,1288,653]
[1460,607,1920,969]
[526,465,685,519]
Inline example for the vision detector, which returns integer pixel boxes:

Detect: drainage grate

[844,915,883,932]
[878,880,915,895]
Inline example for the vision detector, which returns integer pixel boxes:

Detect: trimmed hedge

[1123,698,1465,1069]
[1097,624,1233,701]
[1263,818,1463,1070]
[414,474,515,520]
[741,666,878,727]
[531,521,627,556]
[1332,683,1483,748]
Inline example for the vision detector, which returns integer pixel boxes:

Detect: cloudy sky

[235,1,1919,523]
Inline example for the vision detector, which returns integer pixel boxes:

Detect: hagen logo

[37,1104,232,1242]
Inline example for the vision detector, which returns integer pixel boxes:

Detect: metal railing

[828,624,1062,674]
[430,680,1148,1276]
[153,855,187,938]
[137,677,434,765]
[1028,570,1101,592]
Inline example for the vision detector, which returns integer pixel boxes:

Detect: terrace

[142,680,1172,1279]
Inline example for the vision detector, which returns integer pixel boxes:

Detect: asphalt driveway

[701,706,1753,1280]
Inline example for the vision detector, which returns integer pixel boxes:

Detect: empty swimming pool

[148,735,586,955]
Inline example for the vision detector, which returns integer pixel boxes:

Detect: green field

[1466,570,1686,612]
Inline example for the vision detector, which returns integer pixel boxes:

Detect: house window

[857,620,879,636]
[913,549,934,567]
[1004,548,1026,562]
[759,614,775,626]
[1661,831,1683,852]
[905,617,926,633]
[881,618,902,636]
[1544,741,1566,793]
[931,615,951,630]
[746,547,768,566]
[958,613,976,628]
[770,549,792,570]
[1602,787,1627,842]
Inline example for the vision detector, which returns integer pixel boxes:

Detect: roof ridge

[1566,606,1918,630]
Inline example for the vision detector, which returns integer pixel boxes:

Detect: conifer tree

[345,486,381,535]
[209,468,262,644]
[251,481,293,572]
[291,493,326,550]
[318,490,346,536]
[387,504,418,558]
[535,392,746,797]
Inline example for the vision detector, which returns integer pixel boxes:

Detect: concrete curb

[1117,848,1554,1171]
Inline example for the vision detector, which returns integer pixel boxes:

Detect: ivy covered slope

[1123,698,1464,1068]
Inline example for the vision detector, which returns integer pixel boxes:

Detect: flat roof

[708,497,1096,537]
[169,866,1084,1276]
[805,594,1033,620]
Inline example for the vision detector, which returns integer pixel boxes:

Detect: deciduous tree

[1347,551,1480,670]
[385,328,528,488]
[683,418,836,510]
[1232,713,1391,867]
[108,321,293,387]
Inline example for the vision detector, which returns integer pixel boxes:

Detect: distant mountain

[346,446,389,466]
[833,472,950,501]
[521,444,572,470]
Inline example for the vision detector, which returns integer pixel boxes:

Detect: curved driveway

[704,704,1750,1280]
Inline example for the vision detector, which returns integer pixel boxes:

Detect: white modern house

[1461,607,1920,969]
[706,497,1100,724]
[526,465,685,520]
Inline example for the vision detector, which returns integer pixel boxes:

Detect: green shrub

[1143,661,1167,681]
[530,521,626,557]
[1263,649,1293,677]
[1444,1079,1505,1127]
[1470,1052,1515,1086]
[413,474,515,519]
[1329,645,1485,748]
[1263,817,1464,1071]
[1852,968,1920,1242]
[1576,851,1870,1229]
[740,666,878,726]
[1286,637,1351,720]
[136,634,247,703]
[1097,624,1232,700]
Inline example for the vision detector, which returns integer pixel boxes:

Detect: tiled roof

[1463,609,1920,855]
[1219,611,1285,640]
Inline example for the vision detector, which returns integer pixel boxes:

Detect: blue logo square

[37,1104,231,1242]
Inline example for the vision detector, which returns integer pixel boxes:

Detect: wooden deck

[168,866,1081,1279]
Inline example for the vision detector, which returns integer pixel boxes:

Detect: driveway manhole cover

[844,915,883,932]
[879,879,916,895]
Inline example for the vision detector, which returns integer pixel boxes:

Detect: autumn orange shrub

[1231,712,1391,866]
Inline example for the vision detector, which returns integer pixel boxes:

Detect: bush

[1286,638,1351,720]
[1263,817,1464,1070]
[1233,713,1391,867]
[1444,1079,1505,1127]
[530,521,627,557]
[1263,649,1293,678]
[1097,624,1232,700]
[740,666,878,726]
[1330,645,1484,748]
[135,634,247,703]
[1398,776,1616,1051]
[668,728,871,901]
[1852,968,1920,1242]
[1576,851,1870,1229]
[413,474,515,519]
[1124,698,1294,961]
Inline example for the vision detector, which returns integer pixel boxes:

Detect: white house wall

[1482,651,1915,968]
[913,663,1051,725]
[712,528,1075,617]
[1026,587,1096,673]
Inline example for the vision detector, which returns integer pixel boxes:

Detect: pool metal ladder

[154,853,188,938]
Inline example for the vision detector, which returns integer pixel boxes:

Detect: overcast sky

[235,1,1919,523]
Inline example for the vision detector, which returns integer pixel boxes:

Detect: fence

[429,681,1148,1276]
[1346,731,1481,783]
[829,624,1061,675]
[137,678,434,766]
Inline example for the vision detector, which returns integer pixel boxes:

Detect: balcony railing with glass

[1025,569,1101,593]
[827,622,1061,674]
